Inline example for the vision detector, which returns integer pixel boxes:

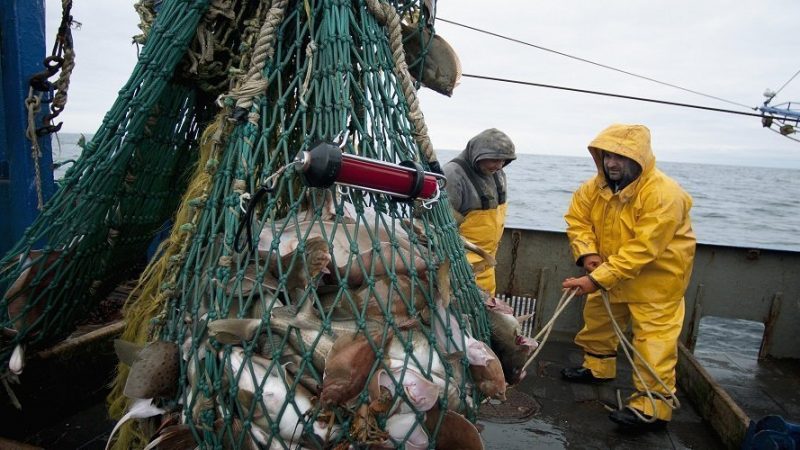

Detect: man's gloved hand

[581,254,603,273]
[562,276,600,296]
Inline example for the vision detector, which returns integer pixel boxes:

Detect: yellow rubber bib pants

[459,203,507,295]
[576,295,685,420]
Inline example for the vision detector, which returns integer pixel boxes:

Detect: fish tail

[282,289,321,331]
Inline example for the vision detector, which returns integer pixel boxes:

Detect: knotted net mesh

[3,0,496,448]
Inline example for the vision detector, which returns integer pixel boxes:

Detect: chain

[28,0,77,137]
[505,229,521,295]
[21,0,77,209]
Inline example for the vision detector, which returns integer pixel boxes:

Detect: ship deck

[691,317,800,427]
[4,318,800,449]
[480,339,724,450]
[5,339,724,450]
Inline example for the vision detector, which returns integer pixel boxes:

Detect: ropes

[48,0,77,131]
[437,16,756,111]
[366,0,437,167]
[99,1,489,448]
[1,0,215,379]
[520,287,579,375]
[20,0,78,210]
[3,2,490,448]
[24,92,45,210]
[520,288,680,422]
[599,290,680,422]
[228,0,289,111]
[463,73,772,120]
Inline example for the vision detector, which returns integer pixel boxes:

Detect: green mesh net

[0,0,217,373]
[2,0,499,448]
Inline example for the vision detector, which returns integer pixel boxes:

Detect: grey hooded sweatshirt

[443,128,516,219]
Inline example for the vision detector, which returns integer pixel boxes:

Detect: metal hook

[239,192,251,214]
[420,183,441,209]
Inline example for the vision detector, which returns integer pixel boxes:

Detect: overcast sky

[47,1,800,168]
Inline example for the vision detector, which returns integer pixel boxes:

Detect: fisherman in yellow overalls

[443,128,516,296]
[561,124,696,430]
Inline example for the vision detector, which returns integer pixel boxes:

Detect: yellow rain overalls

[443,129,516,296]
[459,200,507,295]
[565,124,696,421]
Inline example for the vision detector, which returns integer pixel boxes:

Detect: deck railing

[494,227,800,360]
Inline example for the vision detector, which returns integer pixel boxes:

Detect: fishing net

[0,0,218,378]
[2,0,503,448]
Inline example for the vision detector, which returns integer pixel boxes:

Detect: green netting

[0,0,217,371]
[3,0,498,448]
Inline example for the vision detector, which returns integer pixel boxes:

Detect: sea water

[436,149,800,252]
[51,134,800,252]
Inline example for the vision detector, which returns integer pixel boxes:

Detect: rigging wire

[461,73,799,122]
[437,17,756,111]
[773,67,800,98]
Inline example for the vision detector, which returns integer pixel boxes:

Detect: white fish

[372,367,441,414]
[9,344,24,375]
[258,219,428,287]
[386,329,445,377]
[384,412,429,450]
[225,348,333,445]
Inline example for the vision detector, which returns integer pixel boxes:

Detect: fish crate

[495,294,536,337]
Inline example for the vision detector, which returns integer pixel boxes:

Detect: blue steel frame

[759,103,800,121]
[0,0,55,255]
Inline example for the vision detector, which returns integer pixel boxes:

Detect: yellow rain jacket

[565,124,696,421]
[565,124,696,303]
[443,129,516,295]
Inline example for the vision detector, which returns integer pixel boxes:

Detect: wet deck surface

[480,340,724,450]
[697,353,800,423]
[693,317,800,424]
[5,337,798,449]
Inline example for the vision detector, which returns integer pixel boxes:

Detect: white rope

[24,89,45,210]
[299,0,316,107]
[520,288,579,374]
[599,290,681,421]
[228,0,289,111]
[299,40,318,107]
[239,192,251,214]
[518,286,681,422]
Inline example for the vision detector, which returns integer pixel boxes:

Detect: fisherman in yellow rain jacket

[560,124,696,430]
[443,128,516,295]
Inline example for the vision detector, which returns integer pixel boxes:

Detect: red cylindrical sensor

[296,142,444,201]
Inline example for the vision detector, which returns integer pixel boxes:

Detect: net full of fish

[109,192,537,449]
